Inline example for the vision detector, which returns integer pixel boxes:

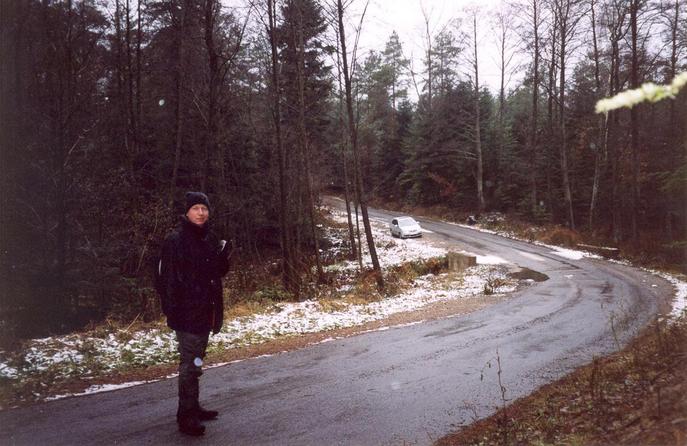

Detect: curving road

[0,200,673,445]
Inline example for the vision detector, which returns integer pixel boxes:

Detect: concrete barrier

[447,252,477,272]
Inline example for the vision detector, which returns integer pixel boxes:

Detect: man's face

[186,204,209,226]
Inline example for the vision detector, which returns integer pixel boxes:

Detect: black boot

[196,407,219,421]
[177,413,205,436]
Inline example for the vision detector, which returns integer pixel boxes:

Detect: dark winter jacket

[158,217,229,334]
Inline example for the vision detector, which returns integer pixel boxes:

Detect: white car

[390,216,422,239]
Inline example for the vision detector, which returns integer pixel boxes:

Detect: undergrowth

[436,315,687,446]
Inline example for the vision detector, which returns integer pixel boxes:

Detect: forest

[1,0,685,339]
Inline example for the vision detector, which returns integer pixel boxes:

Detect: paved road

[0,201,673,445]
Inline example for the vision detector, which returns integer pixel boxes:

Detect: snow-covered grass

[0,208,515,404]
[646,270,687,319]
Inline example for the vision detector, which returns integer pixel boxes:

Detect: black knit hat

[185,191,210,213]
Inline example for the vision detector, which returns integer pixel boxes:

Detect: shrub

[541,227,580,248]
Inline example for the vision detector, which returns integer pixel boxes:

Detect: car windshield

[398,218,418,228]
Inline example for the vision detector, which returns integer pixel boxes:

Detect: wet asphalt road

[0,201,673,445]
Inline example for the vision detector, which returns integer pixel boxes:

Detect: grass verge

[436,316,687,446]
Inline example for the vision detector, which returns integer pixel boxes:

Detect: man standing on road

[157,192,230,436]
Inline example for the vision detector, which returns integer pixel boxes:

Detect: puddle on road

[508,268,549,282]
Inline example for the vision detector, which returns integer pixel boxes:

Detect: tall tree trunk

[169,0,188,207]
[337,0,383,288]
[115,0,134,181]
[203,0,219,192]
[335,44,358,261]
[604,0,628,242]
[526,0,540,215]
[589,0,603,229]
[293,0,323,282]
[629,0,641,241]
[136,0,142,145]
[267,0,299,295]
[546,21,557,213]
[557,0,575,230]
[472,14,485,214]
[55,0,76,308]
[610,37,622,243]
[125,0,135,156]
[667,0,678,130]
[423,10,432,115]
[496,8,513,187]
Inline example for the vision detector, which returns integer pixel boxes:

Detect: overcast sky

[348,0,521,92]
[226,0,524,93]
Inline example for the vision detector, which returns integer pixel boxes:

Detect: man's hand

[218,239,232,258]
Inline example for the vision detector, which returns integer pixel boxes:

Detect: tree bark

[604,0,628,243]
[526,0,540,215]
[337,0,383,288]
[589,0,602,229]
[267,0,299,295]
[555,0,575,230]
[169,0,189,207]
[472,14,485,214]
[335,43,358,261]
[629,0,641,241]
[294,0,324,282]
[546,18,557,214]
[203,0,219,192]
[136,0,143,146]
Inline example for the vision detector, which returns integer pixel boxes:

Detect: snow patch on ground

[45,380,158,401]
[475,254,508,265]
[548,247,585,260]
[645,270,687,318]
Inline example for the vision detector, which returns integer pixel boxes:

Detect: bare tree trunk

[115,0,135,180]
[604,0,628,242]
[203,0,219,192]
[55,0,76,307]
[472,14,485,214]
[494,6,514,185]
[667,0,679,129]
[136,0,142,145]
[610,40,622,243]
[423,8,432,115]
[169,0,188,207]
[335,44,358,261]
[125,0,135,155]
[292,0,324,282]
[526,0,540,215]
[337,0,383,288]
[555,0,577,230]
[267,0,299,295]
[115,0,123,105]
[353,176,363,270]
[589,0,603,229]
[342,135,357,261]
[546,20,557,214]
[629,0,641,241]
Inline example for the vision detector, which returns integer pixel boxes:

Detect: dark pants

[176,330,209,419]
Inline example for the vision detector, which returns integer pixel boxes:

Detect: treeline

[0,0,685,338]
